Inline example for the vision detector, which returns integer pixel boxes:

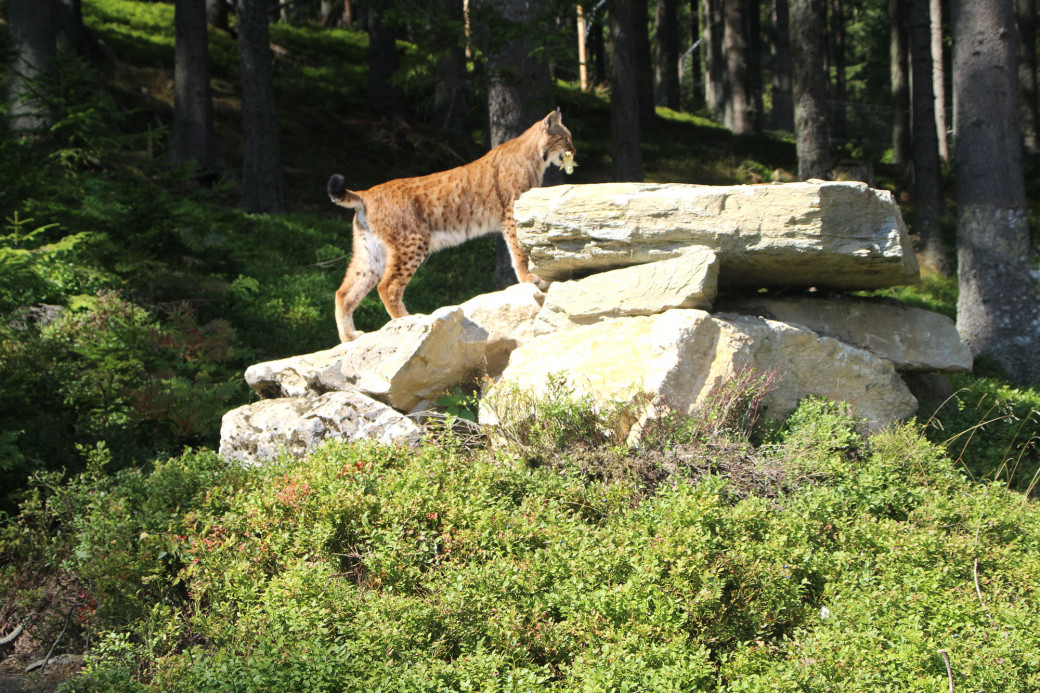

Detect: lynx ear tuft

[327,174,347,201]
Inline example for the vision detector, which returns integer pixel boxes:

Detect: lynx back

[327,109,575,342]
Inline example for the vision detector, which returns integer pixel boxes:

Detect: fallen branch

[939,649,954,693]
[0,623,23,652]
[27,605,73,673]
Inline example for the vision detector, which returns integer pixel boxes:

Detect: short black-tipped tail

[327,174,364,209]
[327,174,347,202]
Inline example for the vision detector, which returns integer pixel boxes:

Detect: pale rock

[244,343,353,399]
[717,294,972,373]
[219,391,423,464]
[484,309,917,433]
[459,282,545,377]
[514,181,919,289]
[535,248,719,332]
[245,307,490,412]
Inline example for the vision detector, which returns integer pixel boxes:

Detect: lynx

[327,109,576,342]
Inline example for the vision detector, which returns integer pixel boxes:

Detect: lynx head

[540,108,577,174]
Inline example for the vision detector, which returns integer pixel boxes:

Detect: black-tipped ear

[544,108,562,130]
[327,174,347,201]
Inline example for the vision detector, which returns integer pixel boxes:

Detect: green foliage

[5,398,1036,692]
[928,374,1040,494]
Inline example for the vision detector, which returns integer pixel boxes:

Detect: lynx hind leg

[335,220,384,342]
[502,209,549,291]
[376,238,429,320]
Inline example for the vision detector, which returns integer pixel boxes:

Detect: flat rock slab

[219,391,423,464]
[717,294,972,373]
[515,181,919,289]
[535,248,719,332]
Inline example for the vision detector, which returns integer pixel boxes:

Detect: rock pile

[219,181,970,464]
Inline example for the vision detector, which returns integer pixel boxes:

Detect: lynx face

[541,117,576,172]
[327,110,576,342]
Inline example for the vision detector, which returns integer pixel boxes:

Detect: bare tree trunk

[592,11,607,86]
[829,0,846,140]
[952,0,1040,386]
[365,5,405,118]
[908,0,950,274]
[433,0,471,145]
[702,0,725,121]
[722,0,751,133]
[1016,0,1039,161]
[687,0,702,110]
[890,0,911,174]
[634,0,658,128]
[790,0,830,180]
[610,0,644,182]
[770,0,794,131]
[171,0,219,178]
[6,0,59,132]
[930,0,948,162]
[237,0,284,213]
[206,0,229,31]
[654,0,680,109]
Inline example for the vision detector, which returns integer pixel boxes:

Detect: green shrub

[928,374,1040,494]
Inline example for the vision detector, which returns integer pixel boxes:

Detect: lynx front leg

[376,238,429,320]
[502,208,549,291]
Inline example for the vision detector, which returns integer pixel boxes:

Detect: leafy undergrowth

[1,395,1038,692]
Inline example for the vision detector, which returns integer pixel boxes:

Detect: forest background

[1,0,1040,690]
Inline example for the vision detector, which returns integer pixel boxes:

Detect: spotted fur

[327,109,575,342]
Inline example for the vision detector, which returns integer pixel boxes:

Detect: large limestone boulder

[458,282,545,378]
[485,309,917,431]
[717,294,972,373]
[246,307,490,412]
[514,181,919,289]
[535,248,719,332]
[219,391,423,464]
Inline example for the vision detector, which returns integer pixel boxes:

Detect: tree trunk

[610,0,644,182]
[206,0,229,31]
[365,5,405,118]
[633,0,658,128]
[592,12,607,86]
[829,0,846,140]
[687,0,702,110]
[790,0,830,180]
[770,0,794,131]
[747,0,763,133]
[237,0,284,213]
[722,0,748,132]
[890,0,911,174]
[6,0,99,131]
[952,0,1040,386]
[654,0,680,109]
[171,0,219,178]
[930,0,948,162]
[6,0,59,132]
[702,0,725,121]
[908,0,949,275]
[432,0,470,144]
[1016,0,1039,161]
[481,0,556,288]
